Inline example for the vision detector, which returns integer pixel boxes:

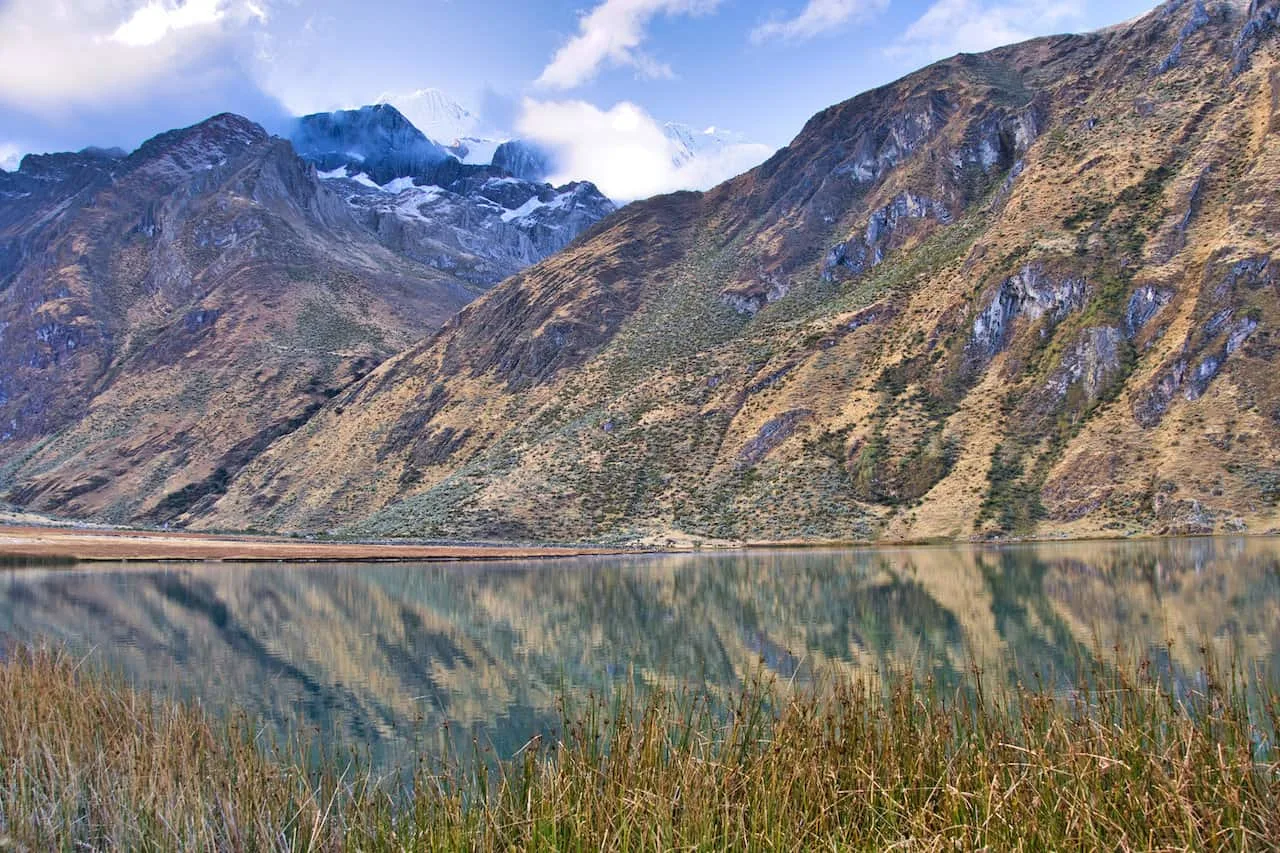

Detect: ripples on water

[1,537,1277,764]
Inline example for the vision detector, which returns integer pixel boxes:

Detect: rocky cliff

[199,0,1280,543]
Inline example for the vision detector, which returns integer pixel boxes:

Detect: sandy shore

[0,525,623,564]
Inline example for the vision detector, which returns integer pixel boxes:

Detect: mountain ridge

[0,106,613,523]
[196,0,1280,543]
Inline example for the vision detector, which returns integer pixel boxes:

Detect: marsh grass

[2,646,1278,850]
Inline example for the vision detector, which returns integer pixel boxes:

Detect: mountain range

[3,0,1279,544]
[0,106,613,523]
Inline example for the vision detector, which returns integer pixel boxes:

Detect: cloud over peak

[0,0,272,112]
[517,97,772,201]
[536,0,721,90]
[109,0,234,47]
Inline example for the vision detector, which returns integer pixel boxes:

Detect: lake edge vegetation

[1,646,1278,850]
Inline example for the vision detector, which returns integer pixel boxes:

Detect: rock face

[195,0,1280,543]
[291,105,453,185]
[0,114,484,521]
[324,172,615,287]
[491,141,555,182]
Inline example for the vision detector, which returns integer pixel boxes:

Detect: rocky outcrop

[1232,0,1280,75]
[1132,256,1269,427]
[738,410,814,468]
[823,192,951,281]
[1044,327,1127,407]
[1133,313,1258,427]
[1157,0,1211,73]
[968,265,1088,363]
[1125,286,1174,338]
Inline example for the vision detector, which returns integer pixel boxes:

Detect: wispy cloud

[750,0,888,44]
[517,98,772,200]
[536,0,722,90]
[0,0,286,158]
[889,0,1082,61]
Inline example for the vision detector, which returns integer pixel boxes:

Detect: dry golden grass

[2,646,1278,850]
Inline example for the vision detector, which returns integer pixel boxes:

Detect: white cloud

[517,98,773,201]
[0,0,268,112]
[110,0,227,47]
[751,0,888,44]
[890,0,1082,60]
[536,0,722,90]
[0,143,22,172]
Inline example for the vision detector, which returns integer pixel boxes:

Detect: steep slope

[206,0,1280,543]
[0,115,483,523]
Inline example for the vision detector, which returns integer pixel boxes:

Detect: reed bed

[1,647,1278,850]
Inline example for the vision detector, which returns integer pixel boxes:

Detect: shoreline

[3,521,1277,565]
[0,524,631,564]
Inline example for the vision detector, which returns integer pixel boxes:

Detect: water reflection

[1,538,1277,763]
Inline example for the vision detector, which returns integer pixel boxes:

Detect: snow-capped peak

[663,122,754,168]
[376,88,478,146]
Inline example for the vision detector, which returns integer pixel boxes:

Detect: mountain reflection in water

[1,538,1277,764]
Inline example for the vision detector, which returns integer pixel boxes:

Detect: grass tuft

[2,646,1277,849]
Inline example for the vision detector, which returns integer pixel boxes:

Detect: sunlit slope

[208,0,1280,542]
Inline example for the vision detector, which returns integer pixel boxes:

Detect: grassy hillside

[205,0,1280,543]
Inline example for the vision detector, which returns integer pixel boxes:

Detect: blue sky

[0,0,1159,195]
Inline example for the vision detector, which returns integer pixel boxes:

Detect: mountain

[491,140,555,182]
[0,114,487,522]
[292,105,616,286]
[663,122,763,167]
[291,104,453,184]
[0,108,616,525]
[200,0,1280,543]
[324,173,616,286]
[376,88,479,145]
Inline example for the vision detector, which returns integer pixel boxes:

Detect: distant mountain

[320,171,615,286]
[662,122,760,168]
[491,140,555,182]
[376,88,478,146]
[291,104,615,286]
[201,0,1280,543]
[291,104,452,185]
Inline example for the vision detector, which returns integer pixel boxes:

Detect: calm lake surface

[2,538,1278,764]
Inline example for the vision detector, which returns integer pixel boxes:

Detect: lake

[2,537,1278,766]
